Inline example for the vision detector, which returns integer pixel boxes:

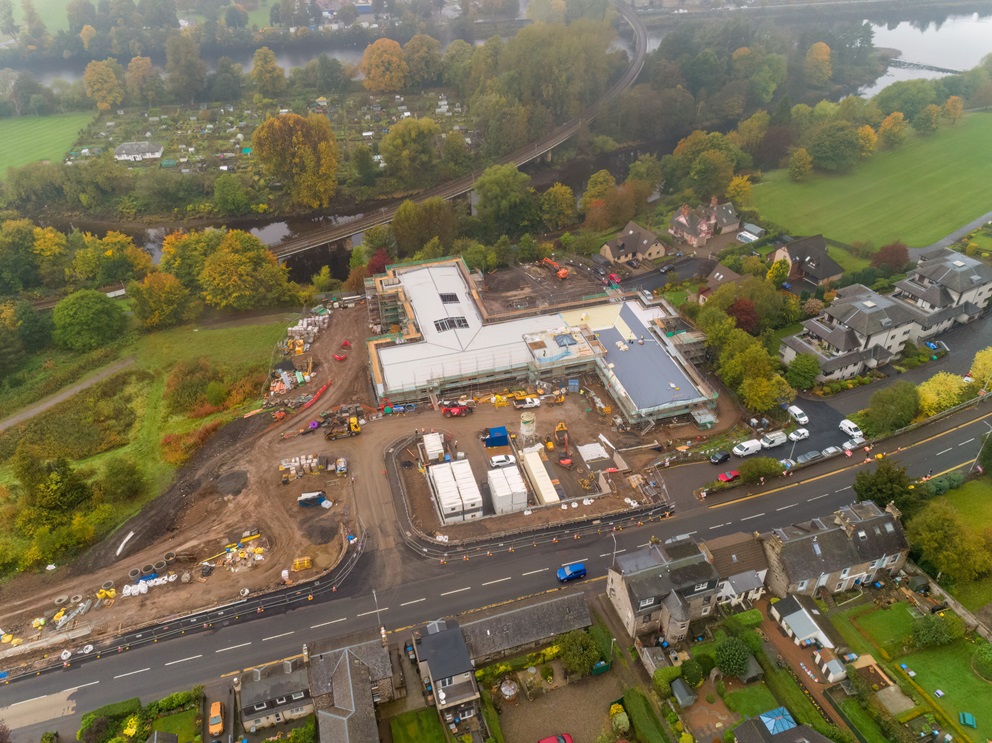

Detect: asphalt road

[620,258,712,295]
[4,404,990,741]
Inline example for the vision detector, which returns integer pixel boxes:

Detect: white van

[732,440,763,458]
[760,431,788,449]
[839,419,863,438]
[788,405,809,425]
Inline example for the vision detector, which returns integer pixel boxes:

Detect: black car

[709,450,731,465]
[659,264,673,273]
[796,450,823,465]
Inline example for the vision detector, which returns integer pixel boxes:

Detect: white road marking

[937,448,952,455]
[215,643,252,653]
[357,608,388,617]
[401,598,426,606]
[708,522,728,530]
[776,504,797,511]
[562,558,588,565]
[959,438,975,446]
[809,494,829,501]
[522,569,547,576]
[482,577,511,586]
[262,632,294,642]
[8,695,48,707]
[440,587,471,596]
[114,668,150,678]
[165,655,202,666]
[835,486,851,493]
[311,619,346,629]
[740,513,765,521]
[60,681,100,692]
[637,543,649,548]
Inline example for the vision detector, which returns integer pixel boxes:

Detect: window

[841,568,850,578]
[701,606,711,616]
[797,580,808,591]
[639,597,655,608]
[836,583,845,591]
[433,316,469,332]
[253,703,268,712]
[439,293,458,304]
[291,692,306,701]
[438,677,453,688]
[888,554,899,564]
[276,697,287,705]
[694,582,708,592]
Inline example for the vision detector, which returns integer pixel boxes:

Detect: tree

[33,458,91,513]
[766,259,789,287]
[79,23,95,50]
[944,95,964,125]
[52,290,126,352]
[856,125,877,158]
[165,34,207,103]
[557,630,600,677]
[908,500,991,584]
[160,229,225,292]
[19,0,46,44]
[366,247,389,275]
[360,38,407,93]
[653,666,682,699]
[344,265,368,294]
[917,372,967,417]
[391,198,455,258]
[725,175,752,206]
[580,169,616,213]
[913,103,942,135]
[311,266,341,294]
[125,56,158,105]
[403,34,442,88]
[853,458,914,514]
[681,658,703,687]
[379,117,440,187]
[727,298,759,334]
[213,173,250,215]
[689,149,734,199]
[806,120,860,171]
[0,0,17,39]
[804,42,832,86]
[83,59,124,112]
[871,242,909,272]
[198,231,292,311]
[739,457,784,484]
[875,79,936,121]
[969,347,992,388]
[802,298,824,317]
[541,182,577,231]
[788,148,813,181]
[878,112,907,148]
[128,272,195,330]
[250,47,286,97]
[627,154,662,190]
[253,113,339,209]
[785,353,821,390]
[863,381,919,436]
[224,4,248,27]
[474,164,536,239]
[715,636,750,678]
[94,456,147,504]
[14,300,52,347]
[739,374,794,413]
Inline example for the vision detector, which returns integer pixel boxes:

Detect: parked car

[788,428,809,442]
[512,397,541,409]
[709,450,731,464]
[489,454,516,468]
[538,736,574,743]
[796,450,823,465]
[718,470,740,483]
[732,440,762,457]
[821,446,843,457]
[628,259,641,268]
[842,437,866,451]
[556,563,586,582]
[839,419,863,438]
[659,264,674,273]
[787,405,809,425]
[208,702,225,737]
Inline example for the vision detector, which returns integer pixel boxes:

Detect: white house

[114,141,164,161]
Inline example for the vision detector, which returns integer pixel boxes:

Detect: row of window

[434,316,469,332]
[794,554,899,591]
[251,692,307,712]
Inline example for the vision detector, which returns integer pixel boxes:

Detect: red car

[538,737,574,743]
[718,470,740,483]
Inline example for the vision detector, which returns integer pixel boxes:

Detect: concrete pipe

[141,564,155,575]
[70,594,83,604]
[102,580,115,590]
[164,552,177,564]
[54,595,69,605]
[128,568,141,580]
[153,560,167,572]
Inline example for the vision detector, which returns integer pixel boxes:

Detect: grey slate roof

[669,206,705,237]
[311,651,379,743]
[415,619,473,680]
[914,247,992,293]
[707,201,739,231]
[240,659,310,709]
[892,277,954,308]
[735,719,833,743]
[702,532,768,579]
[823,285,923,338]
[616,541,719,613]
[603,221,660,260]
[801,317,861,352]
[727,571,765,594]
[461,594,591,659]
[781,333,865,375]
[114,141,162,157]
[783,236,843,281]
[704,263,743,294]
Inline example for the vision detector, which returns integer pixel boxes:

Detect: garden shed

[672,677,696,708]
[738,654,764,684]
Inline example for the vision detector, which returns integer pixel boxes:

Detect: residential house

[768,594,841,650]
[235,659,313,732]
[114,141,164,161]
[307,633,396,743]
[703,197,741,235]
[779,284,925,382]
[600,221,666,265]
[769,235,843,287]
[697,263,743,304]
[734,707,833,743]
[668,199,740,248]
[606,538,720,640]
[413,619,479,727]
[700,532,768,607]
[892,247,992,334]
[759,501,909,599]
[461,594,591,663]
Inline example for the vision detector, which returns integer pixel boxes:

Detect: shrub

[681,659,703,687]
[974,643,992,681]
[697,653,716,677]
[653,665,682,699]
[558,630,600,677]
[715,636,750,678]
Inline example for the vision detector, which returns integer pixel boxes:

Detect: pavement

[3,399,991,741]
[909,209,992,259]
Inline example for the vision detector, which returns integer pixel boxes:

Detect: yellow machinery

[555,421,568,443]
[292,557,313,571]
[544,435,555,451]
[492,394,509,408]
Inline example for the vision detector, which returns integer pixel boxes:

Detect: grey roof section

[801,316,862,352]
[704,263,743,294]
[703,532,768,579]
[311,651,379,743]
[914,247,992,293]
[727,571,765,594]
[461,594,591,659]
[672,677,696,707]
[669,206,705,237]
[595,304,703,411]
[734,719,833,743]
[603,221,660,260]
[415,619,473,680]
[708,201,739,231]
[616,541,719,613]
[825,285,923,338]
[784,235,843,281]
[240,659,310,709]
[309,633,392,694]
[836,503,908,564]
[781,332,891,374]
[114,141,162,156]
[893,277,954,308]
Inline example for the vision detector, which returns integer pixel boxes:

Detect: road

[267,0,648,260]
[3,403,990,741]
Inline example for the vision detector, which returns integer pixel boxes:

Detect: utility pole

[969,421,992,474]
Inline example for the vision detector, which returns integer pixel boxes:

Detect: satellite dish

[437,689,446,703]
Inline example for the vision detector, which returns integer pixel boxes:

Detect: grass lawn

[690,629,728,660]
[663,289,689,306]
[941,480,992,611]
[725,682,778,717]
[900,639,992,742]
[390,708,447,743]
[770,321,803,348]
[151,709,197,743]
[752,113,992,248]
[857,603,917,657]
[839,698,890,743]
[830,605,875,655]
[0,112,95,176]
[826,245,870,273]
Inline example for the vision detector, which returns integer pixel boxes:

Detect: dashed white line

[8,695,48,707]
[311,618,346,629]
[835,486,851,493]
[482,577,511,586]
[776,503,797,511]
[809,494,829,501]
[937,448,952,455]
[740,513,765,521]
[522,568,547,576]
[440,587,471,596]
[61,681,100,692]
[959,438,975,446]
[401,598,426,606]
[637,542,649,548]
[709,522,728,530]
[262,632,294,642]
[686,531,698,535]
[165,655,202,666]
[216,643,252,653]
[114,668,150,678]
[357,608,388,617]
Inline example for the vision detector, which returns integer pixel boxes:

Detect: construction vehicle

[541,257,568,280]
[544,435,555,451]
[555,421,568,444]
[442,403,474,417]
[558,432,574,470]
[543,393,565,407]
[324,416,361,440]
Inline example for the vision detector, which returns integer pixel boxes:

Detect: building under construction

[365,258,717,426]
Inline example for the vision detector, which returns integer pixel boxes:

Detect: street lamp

[610,637,617,658]
[611,532,618,569]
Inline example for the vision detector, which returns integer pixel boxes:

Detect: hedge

[623,688,671,743]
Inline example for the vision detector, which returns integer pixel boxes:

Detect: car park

[839,419,863,437]
[718,470,740,482]
[710,450,731,464]
[842,437,866,451]
[760,431,787,449]
[796,450,823,465]
[788,428,809,442]
[489,454,516,468]
[556,563,586,582]
[821,446,843,457]
[787,406,809,425]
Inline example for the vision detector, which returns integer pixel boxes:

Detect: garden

[390,708,447,743]
[77,687,203,743]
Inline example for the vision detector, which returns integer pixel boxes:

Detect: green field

[753,113,992,249]
[857,603,917,657]
[390,708,447,743]
[0,112,95,176]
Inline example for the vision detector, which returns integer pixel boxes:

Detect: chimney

[710,195,718,207]
[252,668,261,682]
[302,643,309,666]
[283,659,294,674]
